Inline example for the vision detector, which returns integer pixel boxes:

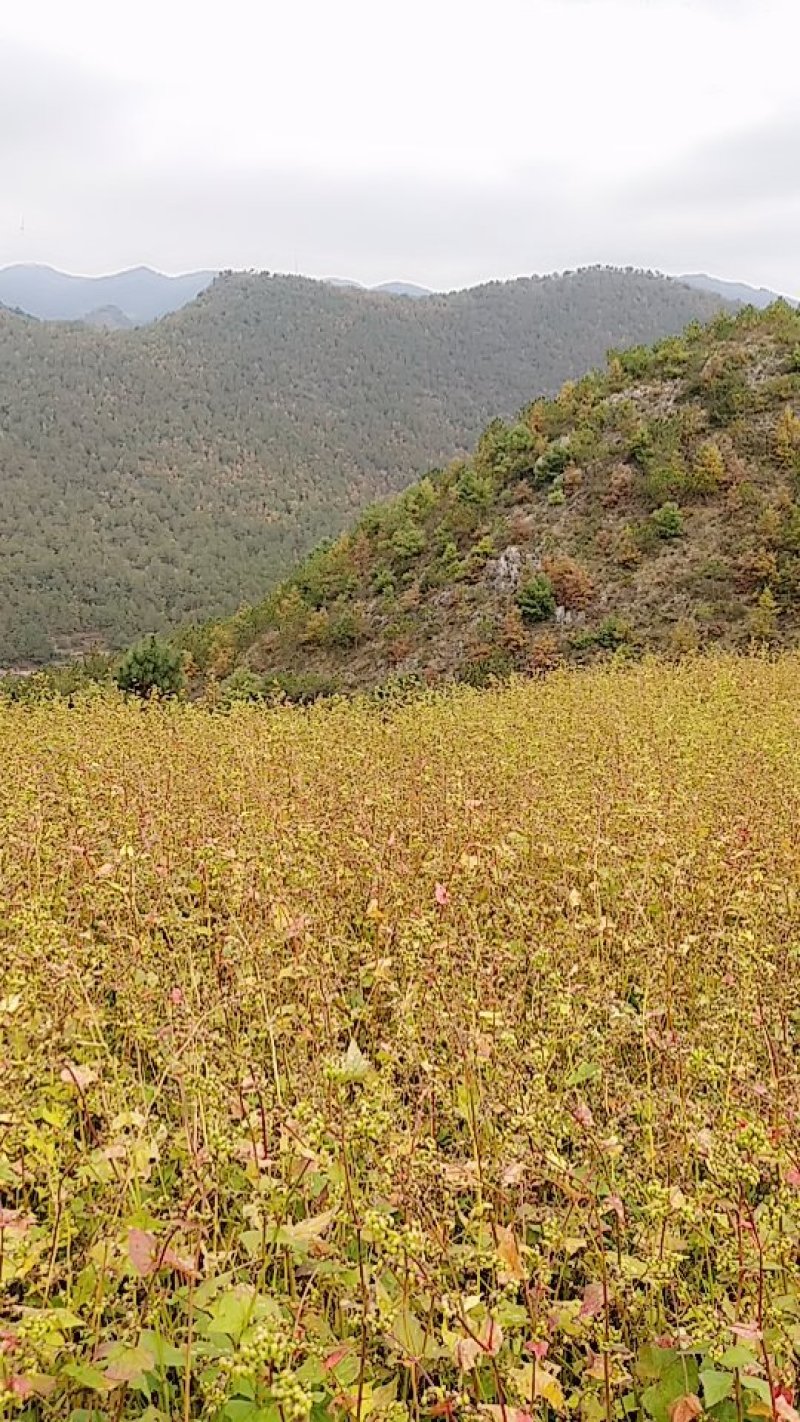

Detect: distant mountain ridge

[4,262,794,328]
[0,264,216,324]
[680,272,798,310]
[0,265,434,324]
[0,265,731,664]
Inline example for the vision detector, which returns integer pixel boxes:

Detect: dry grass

[3,655,800,1420]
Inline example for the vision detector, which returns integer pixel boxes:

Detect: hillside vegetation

[4,656,800,1417]
[0,267,726,664]
[188,302,800,697]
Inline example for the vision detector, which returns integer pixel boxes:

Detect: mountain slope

[680,272,798,310]
[187,302,800,695]
[0,264,215,323]
[0,266,728,663]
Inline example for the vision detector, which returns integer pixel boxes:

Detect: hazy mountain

[372,281,432,298]
[326,278,432,296]
[680,273,798,310]
[0,264,216,324]
[187,302,800,696]
[0,265,730,664]
[81,305,134,330]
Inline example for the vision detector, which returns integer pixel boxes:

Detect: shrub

[456,467,494,508]
[542,555,594,610]
[651,502,684,539]
[595,614,632,649]
[603,464,636,508]
[390,520,427,563]
[372,565,396,598]
[220,668,266,705]
[517,573,556,622]
[115,636,185,698]
[749,586,779,643]
[462,535,495,580]
[328,608,365,648]
[533,442,572,485]
[689,440,726,495]
[459,647,514,687]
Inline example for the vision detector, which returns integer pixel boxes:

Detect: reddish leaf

[731,1321,763,1342]
[481,1319,504,1356]
[429,1400,458,1419]
[602,1194,626,1225]
[670,1395,702,1422]
[525,1339,549,1361]
[127,1227,157,1277]
[323,1346,351,1372]
[455,1337,482,1372]
[60,1061,98,1091]
[162,1245,199,1278]
[0,1209,34,1234]
[435,882,450,907]
[579,1282,605,1320]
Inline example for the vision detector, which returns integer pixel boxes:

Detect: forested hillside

[0,267,726,663]
[184,302,800,696]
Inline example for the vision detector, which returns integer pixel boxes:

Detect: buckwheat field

[3,656,800,1422]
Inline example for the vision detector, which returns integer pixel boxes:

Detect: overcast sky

[1,0,798,294]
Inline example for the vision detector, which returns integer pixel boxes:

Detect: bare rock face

[491,545,523,590]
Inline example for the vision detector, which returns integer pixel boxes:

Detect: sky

[1,0,799,295]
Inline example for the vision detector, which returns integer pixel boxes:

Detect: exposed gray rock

[490,545,523,590]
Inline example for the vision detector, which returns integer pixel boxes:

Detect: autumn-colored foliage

[4,657,800,1419]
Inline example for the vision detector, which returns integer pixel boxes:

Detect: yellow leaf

[497,1225,525,1281]
[535,1369,566,1412]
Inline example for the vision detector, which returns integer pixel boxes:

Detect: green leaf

[194,1270,235,1309]
[138,1330,185,1372]
[62,1362,113,1393]
[222,1403,264,1422]
[271,1209,336,1255]
[566,1061,601,1087]
[718,1346,758,1371]
[708,1403,739,1422]
[202,1286,277,1341]
[642,1358,700,1422]
[100,1341,157,1388]
[740,1376,772,1406]
[637,1346,682,1382]
[48,1308,85,1330]
[391,1307,426,1359]
[340,1039,372,1082]
[367,1378,398,1416]
[701,1370,734,1409]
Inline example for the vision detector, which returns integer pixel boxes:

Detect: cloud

[630,116,800,210]
[0,43,140,170]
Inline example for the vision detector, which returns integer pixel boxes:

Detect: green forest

[0,267,726,664]
[163,302,800,698]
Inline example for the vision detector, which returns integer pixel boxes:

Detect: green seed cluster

[271,1368,314,1420]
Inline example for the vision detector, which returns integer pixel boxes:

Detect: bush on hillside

[115,637,185,698]
[517,573,556,622]
[651,502,685,539]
